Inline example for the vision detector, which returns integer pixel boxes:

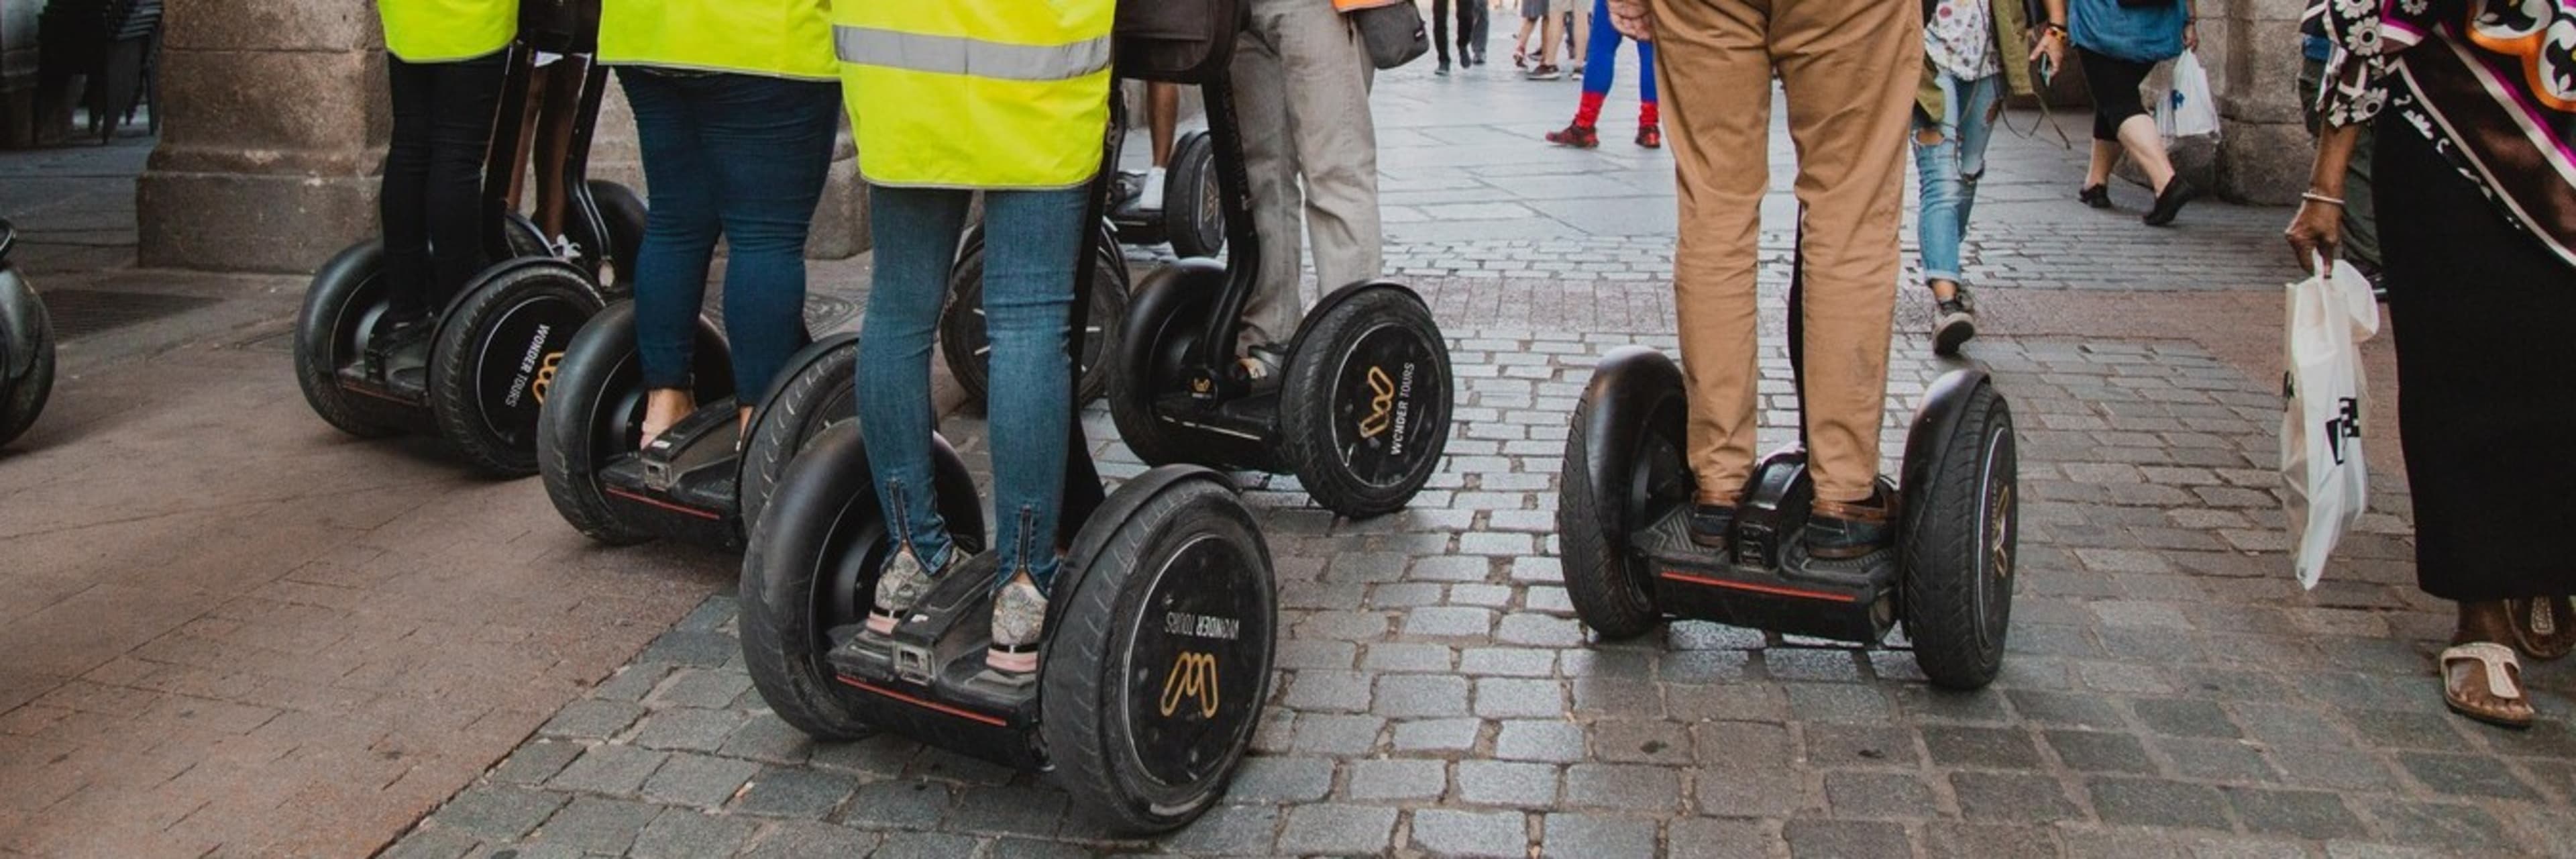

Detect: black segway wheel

[1042,470,1275,833]
[938,230,1128,407]
[739,424,985,741]
[1106,260,1228,468]
[1556,347,1691,640]
[503,211,552,260]
[1278,285,1454,518]
[738,334,860,528]
[1898,373,2019,690]
[1165,130,1225,260]
[0,267,52,448]
[292,241,412,438]
[429,261,605,476]
[536,301,733,544]
[582,180,647,293]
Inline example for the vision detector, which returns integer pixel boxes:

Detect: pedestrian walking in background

[2287,0,2576,729]
[2069,0,2198,225]
[2295,1,2378,293]
[1529,0,1588,79]
[1913,0,2057,355]
[1543,0,1657,149]
[1511,0,1547,70]
[1434,0,1489,73]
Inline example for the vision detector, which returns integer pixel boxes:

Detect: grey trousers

[1230,0,1385,349]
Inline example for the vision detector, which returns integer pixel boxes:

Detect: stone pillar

[2210,0,2308,203]
[0,0,36,147]
[137,1,863,274]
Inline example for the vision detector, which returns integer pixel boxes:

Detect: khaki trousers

[1652,0,1921,505]
[1232,0,1383,349]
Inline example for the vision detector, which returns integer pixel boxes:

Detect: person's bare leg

[1539,14,1562,68]
[2086,139,2119,188]
[1515,15,1537,63]
[642,388,695,448]
[2115,113,2177,193]
[1149,83,1179,168]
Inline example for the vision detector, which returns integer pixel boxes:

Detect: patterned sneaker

[1932,285,1977,357]
[867,546,957,635]
[1545,122,1599,148]
[987,574,1048,674]
[1635,123,1662,148]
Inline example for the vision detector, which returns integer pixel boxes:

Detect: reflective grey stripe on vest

[834,26,1110,81]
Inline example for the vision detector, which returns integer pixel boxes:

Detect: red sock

[1640,101,1659,126]
[1573,91,1607,128]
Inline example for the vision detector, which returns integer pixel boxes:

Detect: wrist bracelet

[2301,191,2346,207]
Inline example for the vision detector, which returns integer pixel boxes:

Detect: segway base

[595,403,746,547]
[824,554,1047,770]
[1633,505,1899,646]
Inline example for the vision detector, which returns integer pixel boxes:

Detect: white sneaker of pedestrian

[1136,166,1169,212]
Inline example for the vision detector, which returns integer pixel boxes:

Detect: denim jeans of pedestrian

[857,186,1085,593]
[621,68,839,397]
[1911,71,2002,287]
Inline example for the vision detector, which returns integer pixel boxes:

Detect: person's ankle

[2457,600,2517,644]
[1929,279,1960,301]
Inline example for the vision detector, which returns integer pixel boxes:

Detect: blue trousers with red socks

[1573,0,1656,128]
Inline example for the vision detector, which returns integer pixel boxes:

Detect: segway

[0,217,52,448]
[1103,56,1452,519]
[1554,253,2021,690]
[533,306,862,549]
[937,219,1130,406]
[738,1,1278,833]
[292,5,643,476]
[1110,125,1226,258]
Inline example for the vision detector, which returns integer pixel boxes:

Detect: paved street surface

[3,54,2561,858]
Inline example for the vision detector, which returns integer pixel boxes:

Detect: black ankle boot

[1805,489,1895,560]
[1688,502,1735,549]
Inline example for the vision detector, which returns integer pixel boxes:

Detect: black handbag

[1116,0,1250,84]
[1352,2,1431,70]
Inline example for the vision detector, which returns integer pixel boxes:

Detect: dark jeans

[1434,0,1488,64]
[620,68,839,399]
[382,54,506,319]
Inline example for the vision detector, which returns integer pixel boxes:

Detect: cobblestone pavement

[7,44,2551,859]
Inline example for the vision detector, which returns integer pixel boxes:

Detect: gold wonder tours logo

[528,352,566,406]
[1355,362,1418,456]
[1160,651,1220,718]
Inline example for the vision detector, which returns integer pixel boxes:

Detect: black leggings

[2077,48,2153,142]
[382,54,506,319]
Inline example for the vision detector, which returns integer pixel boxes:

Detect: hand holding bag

[2279,257,2379,588]
[2155,50,2221,140]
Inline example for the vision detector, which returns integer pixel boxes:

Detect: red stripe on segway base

[602,487,723,520]
[1658,570,1858,603]
[835,676,1010,727]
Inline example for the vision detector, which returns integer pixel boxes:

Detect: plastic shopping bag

[2157,51,2220,140]
[2280,257,2379,588]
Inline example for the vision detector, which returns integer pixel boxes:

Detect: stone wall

[0,0,40,148]
[136,0,862,274]
[2210,0,2309,204]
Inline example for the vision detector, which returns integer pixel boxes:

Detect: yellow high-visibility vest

[835,1,1113,189]
[598,0,837,81]
[378,0,518,63]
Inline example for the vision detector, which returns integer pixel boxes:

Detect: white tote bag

[2157,51,2221,140]
[2280,258,2379,588]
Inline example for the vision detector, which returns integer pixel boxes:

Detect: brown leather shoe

[1805,489,1896,560]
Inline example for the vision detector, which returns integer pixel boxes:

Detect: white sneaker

[1136,166,1169,212]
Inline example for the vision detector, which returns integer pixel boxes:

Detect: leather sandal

[2440,642,2535,729]
[2508,596,2576,661]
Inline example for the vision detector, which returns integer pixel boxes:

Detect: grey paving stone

[1572,678,1664,717]
[640,753,759,809]
[528,797,659,854]
[2355,799,2517,850]
[1363,642,1456,672]
[1782,818,1913,859]
[1949,772,2080,823]
[631,707,751,754]
[428,786,570,842]
[1291,713,1387,756]
[804,734,918,777]
[1563,763,1683,811]
[1392,717,1484,752]
[2224,787,2363,840]
[1376,674,1472,719]
[1824,771,1937,819]
[2157,737,2277,781]
[1496,614,1586,647]
[1925,821,2065,858]
[2045,729,2157,774]
[1278,804,1399,856]
[729,767,857,819]
[1785,683,1896,724]
[1669,819,1779,859]
[1922,725,2047,770]
[380,830,478,859]
[1461,647,1556,677]
[1163,804,1280,856]
[716,713,815,766]
[869,831,985,859]
[1227,756,1335,804]
[1349,758,1448,801]
[1410,809,1530,858]
[629,807,757,859]
[489,740,583,786]
[2086,777,2233,831]
[1893,685,2015,724]
[1495,719,1588,763]
[1764,649,1866,683]
[737,819,879,858]
[1456,760,1560,807]
[645,668,753,709]
[987,836,1094,858]
[2396,751,2540,800]
[2271,746,2404,793]
[2131,698,2243,739]
[837,780,952,829]
[548,745,670,795]
[1405,606,1498,638]
[1591,719,1693,765]
[1285,670,1374,712]
[1696,768,1807,818]
[1803,725,1920,768]
[538,699,646,740]
[1540,813,1657,859]
[951,785,1068,838]
[1476,678,1568,719]
[639,630,737,669]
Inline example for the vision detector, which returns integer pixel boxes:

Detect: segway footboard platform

[826,554,1049,770]
[1633,454,1902,645]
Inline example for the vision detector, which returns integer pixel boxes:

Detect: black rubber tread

[429,264,604,478]
[502,211,551,260]
[1165,131,1224,260]
[291,242,409,439]
[1104,269,1220,469]
[737,432,884,741]
[0,281,53,448]
[1554,383,1666,640]
[586,180,647,294]
[938,236,1130,407]
[1900,382,2017,690]
[1277,289,1454,518]
[535,303,655,545]
[737,339,859,529]
[1040,478,1275,834]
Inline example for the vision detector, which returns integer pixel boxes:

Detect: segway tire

[292,241,409,438]
[1106,260,1227,468]
[0,277,52,448]
[939,232,1129,407]
[1279,287,1453,518]
[536,302,731,545]
[1556,349,1689,640]
[1042,472,1275,833]
[430,262,604,477]
[737,335,859,528]
[1165,131,1225,260]
[1898,378,2019,691]
[739,425,985,741]
[586,180,648,291]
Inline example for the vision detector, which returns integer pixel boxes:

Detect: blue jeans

[1911,71,2001,287]
[621,68,838,397]
[857,187,1085,592]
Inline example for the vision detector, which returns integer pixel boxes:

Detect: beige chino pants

[1652,0,1921,505]
[1231,0,1385,350]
